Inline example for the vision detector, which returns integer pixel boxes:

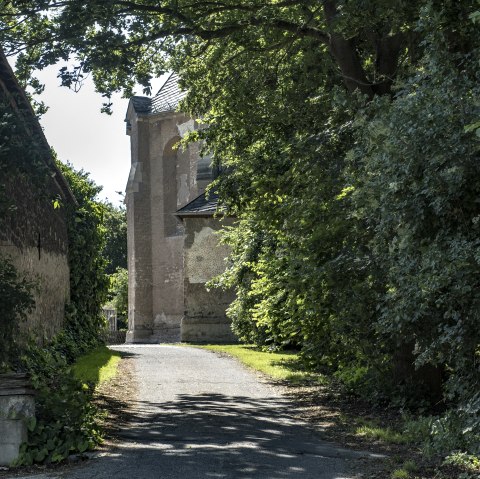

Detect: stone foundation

[0,374,35,466]
[181,316,236,343]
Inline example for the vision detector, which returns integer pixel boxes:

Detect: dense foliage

[55,161,109,361]
[0,98,49,368]
[0,257,34,370]
[13,163,111,465]
[0,101,108,463]
[0,98,50,211]
[106,267,128,329]
[101,202,127,328]
[1,0,479,457]
[350,33,480,447]
[16,164,109,464]
[17,347,101,465]
[102,203,127,275]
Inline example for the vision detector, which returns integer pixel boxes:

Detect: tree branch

[323,0,374,97]
[374,33,406,95]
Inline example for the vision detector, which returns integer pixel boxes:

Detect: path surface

[17,345,379,479]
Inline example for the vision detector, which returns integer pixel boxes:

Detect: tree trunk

[393,342,443,405]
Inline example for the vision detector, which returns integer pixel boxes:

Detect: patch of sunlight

[189,344,326,385]
[354,418,412,444]
[73,345,122,386]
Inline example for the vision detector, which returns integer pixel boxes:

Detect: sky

[32,65,165,207]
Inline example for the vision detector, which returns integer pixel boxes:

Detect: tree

[0,1,424,106]
[1,0,479,452]
[102,202,127,275]
[107,267,128,329]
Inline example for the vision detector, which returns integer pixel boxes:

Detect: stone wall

[125,96,236,344]
[125,115,154,342]
[181,217,236,343]
[0,176,70,341]
[126,109,204,342]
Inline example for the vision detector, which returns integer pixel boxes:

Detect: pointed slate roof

[151,73,186,113]
[130,95,152,114]
[130,73,186,115]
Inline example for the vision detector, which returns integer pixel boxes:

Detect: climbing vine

[0,257,35,371]
[0,97,50,369]
[54,160,109,361]
[0,79,109,465]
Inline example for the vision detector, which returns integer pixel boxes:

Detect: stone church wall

[125,80,236,343]
[126,112,200,342]
[181,217,236,343]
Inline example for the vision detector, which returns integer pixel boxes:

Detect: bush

[106,267,128,330]
[16,345,102,465]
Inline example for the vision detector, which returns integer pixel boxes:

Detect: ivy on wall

[0,99,48,370]
[54,160,109,361]
[0,257,34,371]
[0,97,109,463]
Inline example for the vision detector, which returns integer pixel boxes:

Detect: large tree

[101,202,127,275]
[0,0,424,103]
[1,0,479,452]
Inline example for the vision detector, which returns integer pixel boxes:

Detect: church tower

[124,74,235,343]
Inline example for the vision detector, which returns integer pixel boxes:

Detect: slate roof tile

[151,73,186,114]
[130,73,186,115]
[131,96,152,114]
[176,192,219,217]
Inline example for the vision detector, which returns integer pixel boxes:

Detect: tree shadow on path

[70,391,377,479]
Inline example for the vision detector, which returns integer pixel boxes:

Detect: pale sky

[32,65,166,206]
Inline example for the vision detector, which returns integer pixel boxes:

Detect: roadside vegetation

[73,346,122,386]
[105,266,128,331]
[1,0,479,475]
[199,344,325,384]
[0,129,116,466]
[198,344,480,479]
[12,163,112,466]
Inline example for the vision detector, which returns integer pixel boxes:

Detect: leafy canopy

[1,0,421,106]
[1,0,479,456]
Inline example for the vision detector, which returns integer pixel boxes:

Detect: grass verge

[195,344,326,384]
[189,343,477,479]
[73,345,122,386]
[353,418,413,445]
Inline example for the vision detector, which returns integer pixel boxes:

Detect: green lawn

[72,345,122,386]
[194,344,326,384]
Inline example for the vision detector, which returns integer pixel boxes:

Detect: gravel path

[15,345,380,479]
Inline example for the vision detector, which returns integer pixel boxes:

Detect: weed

[391,469,410,479]
[354,418,413,444]
[403,460,418,473]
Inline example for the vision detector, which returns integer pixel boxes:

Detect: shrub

[16,346,102,465]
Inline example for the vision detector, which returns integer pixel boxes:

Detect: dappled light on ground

[69,391,365,479]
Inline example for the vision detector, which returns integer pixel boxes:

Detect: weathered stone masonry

[0,50,75,341]
[178,214,236,343]
[125,74,235,343]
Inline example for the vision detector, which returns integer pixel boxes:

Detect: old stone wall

[125,99,236,343]
[126,110,206,342]
[150,114,205,340]
[125,116,154,342]
[0,175,70,341]
[181,217,236,343]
